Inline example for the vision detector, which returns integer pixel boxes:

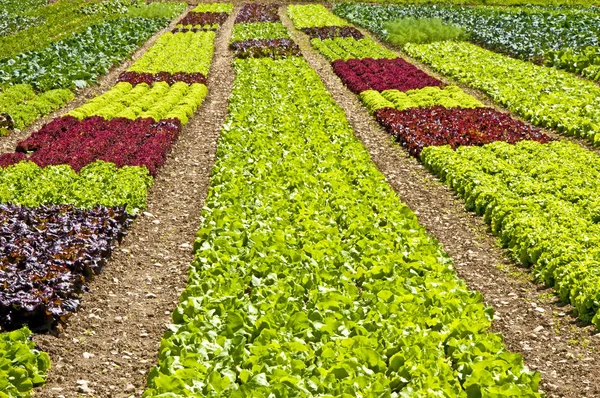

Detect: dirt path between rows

[33,7,237,398]
[281,7,600,398]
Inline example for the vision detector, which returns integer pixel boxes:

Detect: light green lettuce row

[287,4,350,29]
[311,37,397,62]
[230,22,290,43]
[422,140,600,327]
[68,82,208,125]
[360,86,484,113]
[0,161,151,214]
[191,3,233,13]
[128,31,216,75]
[143,56,542,397]
[0,328,50,398]
[0,84,73,133]
[405,41,600,144]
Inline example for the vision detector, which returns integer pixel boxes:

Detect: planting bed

[143,8,542,397]
[4,1,600,397]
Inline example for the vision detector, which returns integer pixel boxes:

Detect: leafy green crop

[0,84,73,131]
[384,17,469,46]
[68,82,207,125]
[404,41,600,144]
[333,4,600,81]
[128,31,216,75]
[0,0,124,58]
[143,54,542,396]
[311,37,397,62]
[360,86,483,113]
[0,328,50,397]
[287,5,350,28]
[231,22,290,43]
[192,3,233,13]
[0,17,167,92]
[126,1,187,19]
[422,140,600,327]
[0,161,151,214]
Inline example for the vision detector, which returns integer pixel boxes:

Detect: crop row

[128,31,216,76]
[422,141,600,326]
[360,86,483,113]
[0,5,231,331]
[289,4,600,329]
[143,14,542,395]
[67,82,208,125]
[0,204,132,330]
[333,3,600,81]
[403,41,600,145]
[235,3,279,24]
[289,5,547,156]
[332,57,443,93]
[230,5,300,60]
[1,116,181,176]
[0,1,186,136]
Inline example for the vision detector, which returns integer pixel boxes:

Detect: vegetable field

[2,1,600,397]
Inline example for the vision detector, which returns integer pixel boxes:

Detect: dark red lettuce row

[178,11,229,27]
[0,204,132,331]
[375,106,554,158]
[172,27,215,33]
[117,71,207,86]
[1,116,181,176]
[301,26,364,40]
[332,57,444,94]
[230,38,301,59]
[235,3,280,24]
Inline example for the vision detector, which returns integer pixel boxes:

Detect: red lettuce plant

[235,4,280,23]
[332,57,444,94]
[178,12,228,26]
[375,106,554,158]
[117,71,207,86]
[230,38,301,59]
[11,116,181,175]
[301,26,364,40]
[0,204,132,331]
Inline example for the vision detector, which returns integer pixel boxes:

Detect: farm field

[2,0,600,397]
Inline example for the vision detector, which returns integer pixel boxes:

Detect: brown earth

[33,6,238,398]
[281,7,600,398]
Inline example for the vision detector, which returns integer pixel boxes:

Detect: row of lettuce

[142,4,543,396]
[0,0,187,136]
[334,3,600,82]
[289,4,600,330]
[0,5,232,396]
[334,5,600,146]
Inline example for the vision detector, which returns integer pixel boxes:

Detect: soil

[281,7,600,398]
[33,6,237,398]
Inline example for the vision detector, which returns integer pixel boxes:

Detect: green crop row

[0,328,50,398]
[0,161,151,214]
[311,37,397,62]
[360,86,483,113]
[404,41,600,144]
[69,82,207,125]
[231,22,290,43]
[192,3,233,13]
[0,85,74,132]
[287,4,349,29]
[128,31,216,75]
[422,140,600,327]
[143,53,541,396]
